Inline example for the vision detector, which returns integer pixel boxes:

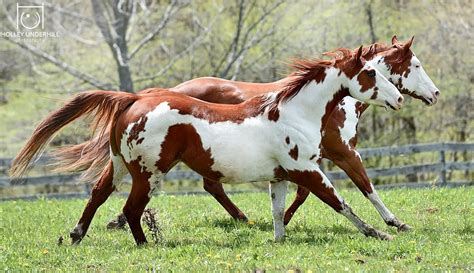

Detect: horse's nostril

[398,96,404,103]
[434,90,440,97]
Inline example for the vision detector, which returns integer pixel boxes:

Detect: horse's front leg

[288,168,393,240]
[203,178,248,221]
[328,148,411,231]
[269,180,288,241]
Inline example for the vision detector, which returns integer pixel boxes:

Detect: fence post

[439,145,447,186]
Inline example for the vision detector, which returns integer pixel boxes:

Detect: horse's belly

[211,155,276,184]
[198,130,277,183]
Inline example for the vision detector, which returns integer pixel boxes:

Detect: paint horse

[11,47,404,245]
[105,36,439,233]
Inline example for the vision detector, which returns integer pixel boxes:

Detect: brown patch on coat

[379,43,413,78]
[127,116,148,146]
[289,145,299,160]
[154,124,224,182]
[321,87,350,131]
[370,90,378,100]
[354,101,369,117]
[356,70,376,92]
[138,91,269,125]
[267,106,280,122]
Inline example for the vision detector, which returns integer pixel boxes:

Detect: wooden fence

[0,142,472,201]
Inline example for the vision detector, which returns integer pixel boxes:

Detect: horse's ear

[391,35,399,45]
[403,36,414,52]
[355,45,363,65]
[406,36,414,47]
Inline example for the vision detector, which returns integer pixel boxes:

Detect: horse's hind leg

[122,170,161,245]
[284,185,310,225]
[269,181,288,241]
[289,168,393,240]
[70,157,126,244]
[203,178,248,221]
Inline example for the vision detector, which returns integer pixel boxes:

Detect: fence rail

[0,142,472,201]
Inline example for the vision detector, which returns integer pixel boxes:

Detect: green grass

[1,188,473,271]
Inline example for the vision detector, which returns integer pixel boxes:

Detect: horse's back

[170,77,285,104]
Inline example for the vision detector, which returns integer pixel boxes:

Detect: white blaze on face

[402,55,439,103]
[370,54,439,104]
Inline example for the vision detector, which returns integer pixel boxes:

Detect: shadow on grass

[209,218,274,232]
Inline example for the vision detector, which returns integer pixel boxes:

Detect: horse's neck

[280,69,346,128]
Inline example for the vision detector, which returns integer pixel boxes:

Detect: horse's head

[336,46,404,110]
[369,36,440,105]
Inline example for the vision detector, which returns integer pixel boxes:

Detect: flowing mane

[260,48,355,116]
[364,42,414,64]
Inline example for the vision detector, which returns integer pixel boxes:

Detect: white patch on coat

[338,97,360,148]
[110,152,128,188]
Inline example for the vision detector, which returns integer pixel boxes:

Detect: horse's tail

[10,90,138,179]
[49,131,112,182]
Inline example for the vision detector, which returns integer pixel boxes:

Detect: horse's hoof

[378,231,394,241]
[274,237,285,242]
[69,231,83,245]
[106,214,127,230]
[70,224,84,244]
[136,240,148,246]
[236,214,248,222]
[365,227,393,241]
[397,223,412,232]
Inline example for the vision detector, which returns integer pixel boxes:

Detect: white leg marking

[367,190,396,223]
[72,223,83,236]
[148,173,163,198]
[269,181,288,241]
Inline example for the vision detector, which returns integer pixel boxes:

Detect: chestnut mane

[265,48,355,110]
[359,42,412,64]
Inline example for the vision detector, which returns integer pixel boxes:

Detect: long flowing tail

[10,90,138,179]
[45,89,167,182]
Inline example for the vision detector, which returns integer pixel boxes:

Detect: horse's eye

[367,70,376,77]
[415,65,420,68]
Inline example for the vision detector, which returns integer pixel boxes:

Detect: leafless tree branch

[3,36,114,90]
[128,0,180,60]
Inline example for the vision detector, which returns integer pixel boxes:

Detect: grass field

[1,187,473,271]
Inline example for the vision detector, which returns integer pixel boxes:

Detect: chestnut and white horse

[104,36,439,233]
[11,47,403,245]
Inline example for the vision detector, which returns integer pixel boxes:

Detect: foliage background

[0,0,472,185]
